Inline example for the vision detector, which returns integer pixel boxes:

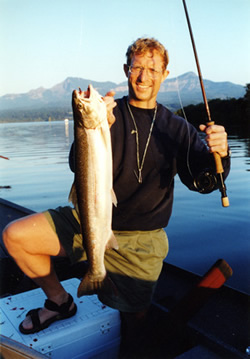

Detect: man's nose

[137,68,148,81]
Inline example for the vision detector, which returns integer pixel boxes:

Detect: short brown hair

[126,37,169,71]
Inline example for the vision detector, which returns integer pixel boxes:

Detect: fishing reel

[193,169,218,194]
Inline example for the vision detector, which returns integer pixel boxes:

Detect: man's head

[124,37,169,108]
[125,37,169,72]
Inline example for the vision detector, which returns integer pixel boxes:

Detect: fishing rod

[182,0,229,207]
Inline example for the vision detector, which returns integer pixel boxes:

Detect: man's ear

[161,69,169,83]
[123,64,129,78]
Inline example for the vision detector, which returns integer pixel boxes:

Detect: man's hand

[103,91,117,128]
[199,124,228,158]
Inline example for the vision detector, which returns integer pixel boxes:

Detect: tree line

[0,107,72,123]
[175,84,250,137]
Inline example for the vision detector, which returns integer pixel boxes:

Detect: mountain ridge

[0,72,245,113]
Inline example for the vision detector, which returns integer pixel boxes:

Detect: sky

[0,0,249,97]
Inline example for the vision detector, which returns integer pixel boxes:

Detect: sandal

[19,293,77,334]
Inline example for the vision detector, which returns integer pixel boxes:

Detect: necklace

[127,101,157,183]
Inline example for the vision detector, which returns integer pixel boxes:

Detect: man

[3,38,230,339]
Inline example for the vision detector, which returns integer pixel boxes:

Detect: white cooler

[0,278,121,358]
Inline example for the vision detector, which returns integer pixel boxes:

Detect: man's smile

[136,84,150,89]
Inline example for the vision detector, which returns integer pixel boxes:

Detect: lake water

[0,120,249,294]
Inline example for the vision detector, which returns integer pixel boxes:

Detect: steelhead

[69,85,118,297]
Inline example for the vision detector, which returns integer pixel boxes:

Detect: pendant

[134,169,142,183]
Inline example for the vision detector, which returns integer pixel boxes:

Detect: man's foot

[19,293,77,334]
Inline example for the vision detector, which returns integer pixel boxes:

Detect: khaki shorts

[44,206,169,312]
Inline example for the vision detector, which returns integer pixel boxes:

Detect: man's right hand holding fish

[103,90,117,128]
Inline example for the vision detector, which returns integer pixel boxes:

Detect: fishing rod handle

[212,149,224,174]
[207,121,230,207]
[221,196,230,207]
[206,120,225,174]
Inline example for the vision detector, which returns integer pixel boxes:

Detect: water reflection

[227,122,250,165]
[228,135,250,171]
[0,121,74,210]
[64,119,69,140]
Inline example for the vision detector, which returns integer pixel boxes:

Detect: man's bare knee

[2,221,21,255]
[3,213,67,260]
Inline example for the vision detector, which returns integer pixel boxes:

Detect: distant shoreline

[0,118,73,124]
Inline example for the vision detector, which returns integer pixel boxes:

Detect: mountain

[0,78,118,111]
[0,72,245,115]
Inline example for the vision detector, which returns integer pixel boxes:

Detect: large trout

[69,85,118,297]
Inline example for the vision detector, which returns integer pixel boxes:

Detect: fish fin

[68,181,75,203]
[68,181,78,210]
[111,188,117,207]
[77,272,118,297]
[106,232,119,250]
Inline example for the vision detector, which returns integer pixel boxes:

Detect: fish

[69,84,118,297]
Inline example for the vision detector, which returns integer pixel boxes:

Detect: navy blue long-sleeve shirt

[69,96,230,231]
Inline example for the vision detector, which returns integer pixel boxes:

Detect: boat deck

[0,198,249,358]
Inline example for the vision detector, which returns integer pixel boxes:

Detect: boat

[0,197,249,358]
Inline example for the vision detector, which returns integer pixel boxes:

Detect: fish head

[72,84,107,129]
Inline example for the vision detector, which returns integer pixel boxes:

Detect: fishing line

[167,2,194,180]
[174,76,193,179]
[173,74,217,194]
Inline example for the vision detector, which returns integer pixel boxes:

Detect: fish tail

[77,272,118,298]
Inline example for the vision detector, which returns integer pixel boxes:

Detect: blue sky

[1,0,249,96]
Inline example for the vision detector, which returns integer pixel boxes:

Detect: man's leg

[119,309,149,357]
[2,212,75,331]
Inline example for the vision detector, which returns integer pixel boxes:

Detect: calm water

[0,121,249,294]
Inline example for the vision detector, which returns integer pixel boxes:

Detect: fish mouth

[78,85,92,99]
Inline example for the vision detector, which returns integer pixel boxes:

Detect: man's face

[124,50,169,108]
